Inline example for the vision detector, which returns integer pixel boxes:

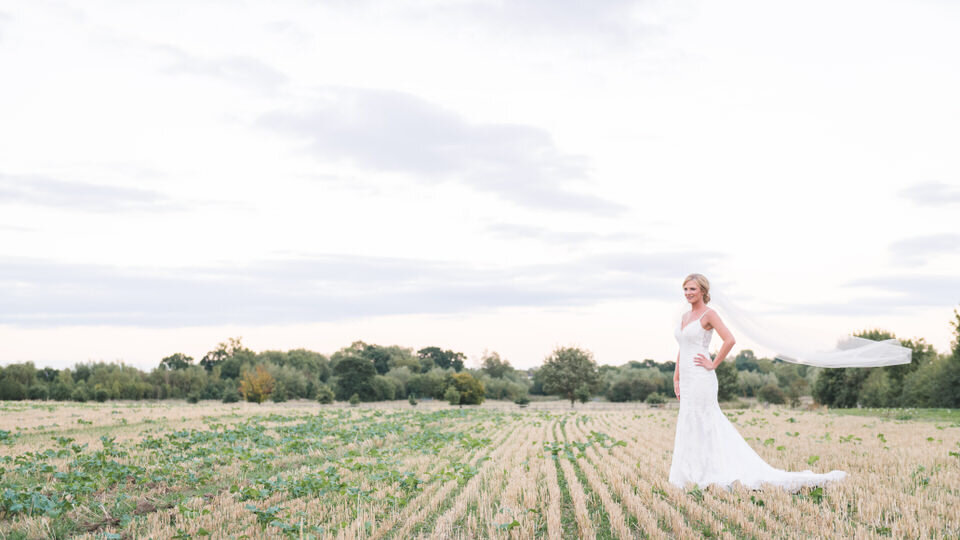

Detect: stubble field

[0,400,958,539]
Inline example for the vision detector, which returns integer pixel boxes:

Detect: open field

[0,400,958,539]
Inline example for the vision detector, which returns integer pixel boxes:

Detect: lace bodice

[675,309,714,350]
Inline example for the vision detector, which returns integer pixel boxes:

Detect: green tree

[444,387,461,406]
[785,377,809,407]
[364,345,392,375]
[333,356,377,401]
[758,384,786,405]
[447,372,485,405]
[49,369,74,401]
[417,347,466,372]
[716,360,739,401]
[539,346,600,407]
[160,353,194,371]
[2,362,38,387]
[813,329,934,407]
[858,369,892,407]
[733,350,759,372]
[371,375,397,400]
[202,337,255,377]
[920,308,960,408]
[28,385,48,400]
[315,384,335,404]
[481,351,513,379]
[270,380,288,402]
[406,369,448,399]
[606,378,658,402]
[0,379,26,401]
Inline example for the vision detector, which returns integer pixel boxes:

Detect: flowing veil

[705,289,912,368]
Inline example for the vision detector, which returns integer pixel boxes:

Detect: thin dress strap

[697,307,711,320]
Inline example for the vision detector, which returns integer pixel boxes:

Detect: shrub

[758,384,786,405]
[408,395,418,407]
[316,385,335,404]
[607,378,658,402]
[222,388,241,403]
[239,365,275,404]
[574,384,592,404]
[71,387,89,402]
[606,380,633,402]
[49,383,72,401]
[186,393,200,404]
[786,378,809,408]
[514,396,530,407]
[349,393,360,406]
[738,371,779,398]
[371,375,397,401]
[447,372,485,405]
[444,387,461,406]
[645,393,666,406]
[28,385,48,401]
[271,381,288,403]
[858,370,892,408]
[94,388,109,403]
[0,380,27,401]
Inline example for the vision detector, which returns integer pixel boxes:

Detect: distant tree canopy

[160,353,193,371]
[417,347,465,372]
[812,329,947,408]
[481,351,513,379]
[2,308,959,408]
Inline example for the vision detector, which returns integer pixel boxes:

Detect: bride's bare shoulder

[703,307,721,329]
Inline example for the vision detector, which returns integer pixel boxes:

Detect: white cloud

[153,43,287,93]
[0,251,715,326]
[259,87,625,214]
[0,174,178,212]
[889,233,960,266]
[900,182,960,206]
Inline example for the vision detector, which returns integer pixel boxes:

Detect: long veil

[707,290,911,368]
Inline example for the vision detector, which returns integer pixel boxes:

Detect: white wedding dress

[668,308,846,490]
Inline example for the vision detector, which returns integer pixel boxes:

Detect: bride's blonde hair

[683,273,711,304]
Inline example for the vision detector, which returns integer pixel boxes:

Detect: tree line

[1,309,958,408]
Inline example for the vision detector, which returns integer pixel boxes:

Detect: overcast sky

[1,0,958,370]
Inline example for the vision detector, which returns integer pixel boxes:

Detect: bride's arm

[707,311,736,369]
[694,311,737,370]
[673,352,680,399]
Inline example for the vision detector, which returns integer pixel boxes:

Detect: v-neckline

[681,309,708,332]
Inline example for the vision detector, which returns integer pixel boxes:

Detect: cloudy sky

[1,0,958,370]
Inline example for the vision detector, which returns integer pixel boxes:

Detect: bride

[669,273,846,490]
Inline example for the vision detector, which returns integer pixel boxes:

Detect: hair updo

[683,273,711,304]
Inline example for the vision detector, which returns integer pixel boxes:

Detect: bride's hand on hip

[693,354,715,370]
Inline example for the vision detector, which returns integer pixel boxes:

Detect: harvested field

[0,400,958,538]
